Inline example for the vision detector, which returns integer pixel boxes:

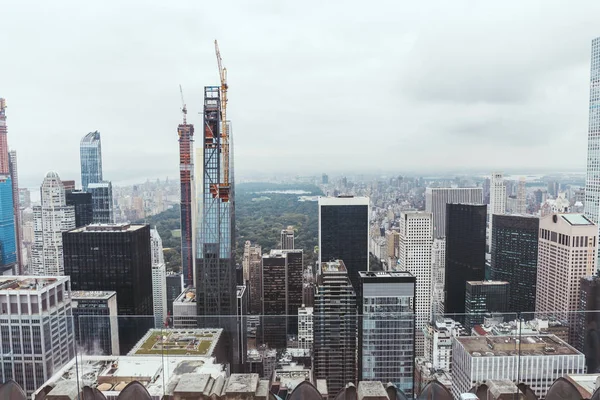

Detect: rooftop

[175,288,196,303]
[321,260,347,273]
[359,270,414,279]
[129,328,223,357]
[318,196,369,206]
[561,214,594,226]
[457,334,580,357]
[466,280,509,286]
[68,223,146,233]
[0,276,67,291]
[71,290,116,300]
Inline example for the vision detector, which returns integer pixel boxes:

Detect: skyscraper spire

[0,99,9,175]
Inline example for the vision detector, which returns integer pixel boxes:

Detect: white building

[452,335,585,399]
[584,36,600,254]
[31,172,76,275]
[516,177,527,214]
[431,238,446,319]
[536,213,597,343]
[150,228,167,328]
[0,276,75,395]
[173,288,197,328]
[397,211,432,356]
[425,187,483,238]
[488,173,506,249]
[298,305,313,350]
[423,318,465,371]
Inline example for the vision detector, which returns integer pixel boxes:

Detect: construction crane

[211,39,230,202]
[179,84,187,124]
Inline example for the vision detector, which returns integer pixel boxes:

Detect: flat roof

[129,328,223,357]
[321,260,347,272]
[68,223,147,233]
[318,196,369,206]
[561,214,594,226]
[359,271,414,279]
[71,290,116,300]
[175,288,196,303]
[457,334,580,357]
[0,276,67,291]
[466,280,509,286]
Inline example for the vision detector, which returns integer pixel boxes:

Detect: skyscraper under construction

[178,99,195,287]
[196,42,240,369]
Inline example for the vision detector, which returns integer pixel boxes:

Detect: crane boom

[179,84,187,125]
[215,40,229,189]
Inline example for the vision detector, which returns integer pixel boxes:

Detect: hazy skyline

[2,1,599,187]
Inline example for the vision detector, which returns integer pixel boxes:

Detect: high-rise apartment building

[31,172,76,276]
[584,37,600,248]
[88,181,114,223]
[80,131,103,191]
[577,275,600,372]
[431,238,446,320]
[196,85,238,368]
[152,263,167,328]
[423,318,465,372]
[63,223,153,354]
[464,281,510,329]
[490,214,539,312]
[397,211,432,356]
[489,172,506,216]
[358,271,415,397]
[261,251,288,349]
[444,204,486,315]
[0,101,17,274]
[150,228,165,266]
[0,276,75,395]
[536,214,597,344]
[71,290,119,355]
[425,187,483,238]
[298,305,313,350]
[243,241,262,314]
[65,190,93,227]
[178,109,195,287]
[280,226,295,250]
[516,177,527,214]
[314,260,357,398]
[8,150,21,273]
[318,196,370,290]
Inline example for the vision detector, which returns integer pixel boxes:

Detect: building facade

[280,226,295,250]
[0,276,75,395]
[444,203,487,315]
[314,260,357,398]
[464,281,510,329]
[577,275,600,372]
[65,190,94,228]
[536,214,597,344]
[298,305,314,350]
[71,290,119,355]
[358,271,415,397]
[8,150,22,273]
[423,318,465,372]
[431,238,446,320]
[397,211,432,356]
[152,263,167,328]
[490,214,539,312]
[62,223,153,354]
[31,172,76,276]
[173,288,197,329]
[178,114,195,287]
[0,176,16,273]
[88,181,114,224]
[261,251,288,349]
[80,131,103,191]
[425,187,483,238]
[584,37,600,252]
[318,196,370,291]
[166,272,184,316]
[243,241,263,314]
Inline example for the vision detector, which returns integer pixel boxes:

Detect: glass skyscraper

[585,37,600,250]
[0,175,16,270]
[80,131,103,191]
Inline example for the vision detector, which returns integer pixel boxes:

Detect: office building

[62,180,75,191]
[166,272,184,316]
[65,190,93,227]
[313,260,357,398]
[577,275,600,372]
[80,131,103,191]
[31,172,76,276]
[318,196,369,290]
[152,263,167,328]
[243,241,263,314]
[431,238,446,319]
[452,335,585,399]
[358,271,415,396]
[281,225,295,250]
[236,285,248,370]
[298,305,314,350]
[423,318,466,371]
[584,37,600,248]
[150,227,165,266]
[490,214,539,312]
[444,203,486,315]
[88,181,114,223]
[173,288,197,328]
[464,281,510,329]
[177,110,195,287]
[196,86,238,368]
[63,223,153,354]
[0,175,15,273]
[8,150,22,273]
[425,187,483,238]
[71,290,119,355]
[516,177,527,214]
[489,172,506,217]
[536,214,597,344]
[397,211,432,356]
[0,276,75,395]
[261,251,288,349]
[285,249,303,333]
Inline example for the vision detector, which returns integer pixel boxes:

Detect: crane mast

[211,39,230,202]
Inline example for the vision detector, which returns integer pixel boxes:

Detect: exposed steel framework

[210,40,230,202]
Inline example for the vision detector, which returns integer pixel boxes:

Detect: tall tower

[80,131,103,191]
[0,99,10,174]
[397,211,432,356]
[8,150,22,272]
[280,225,295,250]
[178,104,195,287]
[31,172,75,275]
[425,187,483,238]
[585,37,600,248]
[196,86,237,366]
[0,100,17,273]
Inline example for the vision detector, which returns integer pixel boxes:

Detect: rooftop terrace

[457,334,580,357]
[128,328,223,357]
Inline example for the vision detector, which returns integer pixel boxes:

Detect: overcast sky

[1,0,599,187]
